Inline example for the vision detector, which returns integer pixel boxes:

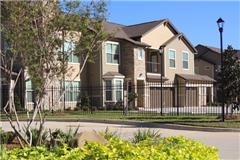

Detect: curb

[45,118,240,132]
[1,118,239,132]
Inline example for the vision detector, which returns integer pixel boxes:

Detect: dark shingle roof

[177,74,215,82]
[102,21,150,47]
[123,20,166,38]
[103,19,196,52]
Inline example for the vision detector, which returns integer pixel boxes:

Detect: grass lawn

[1,110,239,128]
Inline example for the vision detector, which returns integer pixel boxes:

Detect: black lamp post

[217,17,225,122]
[159,45,165,116]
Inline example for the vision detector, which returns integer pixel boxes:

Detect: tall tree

[1,0,108,147]
[219,45,240,114]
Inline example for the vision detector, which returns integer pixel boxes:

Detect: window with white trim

[64,81,80,101]
[64,41,79,63]
[115,80,123,101]
[182,52,189,69]
[105,80,112,101]
[137,48,144,60]
[26,80,33,102]
[105,42,120,64]
[168,49,176,68]
[105,79,123,102]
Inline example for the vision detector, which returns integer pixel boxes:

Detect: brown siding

[149,87,174,108]
[194,59,214,79]
[186,87,198,107]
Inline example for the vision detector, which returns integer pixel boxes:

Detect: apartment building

[1,19,216,110]
[80,19,215,109]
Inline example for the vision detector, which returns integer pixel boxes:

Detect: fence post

[176,80,179,116]
[51,86,54,111]
[124,88,128,116]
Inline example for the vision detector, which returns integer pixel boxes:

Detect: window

[64,41,79,63]
[115,80,123,101]
[105,80,112,101]
[137,48,144,60]
[64,81,80,101]
[168,49,176,68]
[105,42,120,64]
[105,79,123,102]
[150,54,158,73]
[26,80,33,102]
[182,52,189,69]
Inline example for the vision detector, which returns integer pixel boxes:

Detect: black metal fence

[1,81,240,116]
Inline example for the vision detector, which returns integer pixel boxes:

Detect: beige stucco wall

[141,23,175,49]
[65,64,80,81]
[164,38,195,82]
[195,59,214,79]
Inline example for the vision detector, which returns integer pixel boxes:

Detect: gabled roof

[195,44,221,65]
[161,33,197,53]
[102,21,150,47]
[123,20,166,38]
[103,19,196,52]
[196,44,220,57]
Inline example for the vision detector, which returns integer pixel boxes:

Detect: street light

[159,45,165,116]
[217,17,225,122]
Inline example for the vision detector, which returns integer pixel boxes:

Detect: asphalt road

[1,121,239,160]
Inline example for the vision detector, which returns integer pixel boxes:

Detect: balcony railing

[146,61,162,74]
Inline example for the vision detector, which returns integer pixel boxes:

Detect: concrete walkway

[1,121,239,160]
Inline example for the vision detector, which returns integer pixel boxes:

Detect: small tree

[1,0,108,147]
[219,45,240,114]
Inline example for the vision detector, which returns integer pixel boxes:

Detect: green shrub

[0,128,15,144]
[2,136,219,160]
[132,129,161,144]
[49,127,79,148]
[76,95,91,111]
[100,127,119,140]
[26,128,49,146]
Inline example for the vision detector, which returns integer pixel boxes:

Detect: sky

[106,0,240,49]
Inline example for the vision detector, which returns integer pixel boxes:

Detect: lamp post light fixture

[217,17,225,122]
[159,45,165,116]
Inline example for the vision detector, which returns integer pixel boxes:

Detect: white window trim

[168,49,176,69]
[182,51,189,70]
[114,79,124,102]
[64,41,80,64]
[137,48,144,60]
[67,53,80,64]
[64,80,81,102]
[26,80,34,103]
[104,79,113,102]
[105,41,120,65]
[104,78,123,102]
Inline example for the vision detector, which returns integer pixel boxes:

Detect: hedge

[0,136,219,160]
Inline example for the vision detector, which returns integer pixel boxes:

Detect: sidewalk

[1,120,239,160]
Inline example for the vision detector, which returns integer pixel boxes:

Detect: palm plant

[132,129,161,144]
